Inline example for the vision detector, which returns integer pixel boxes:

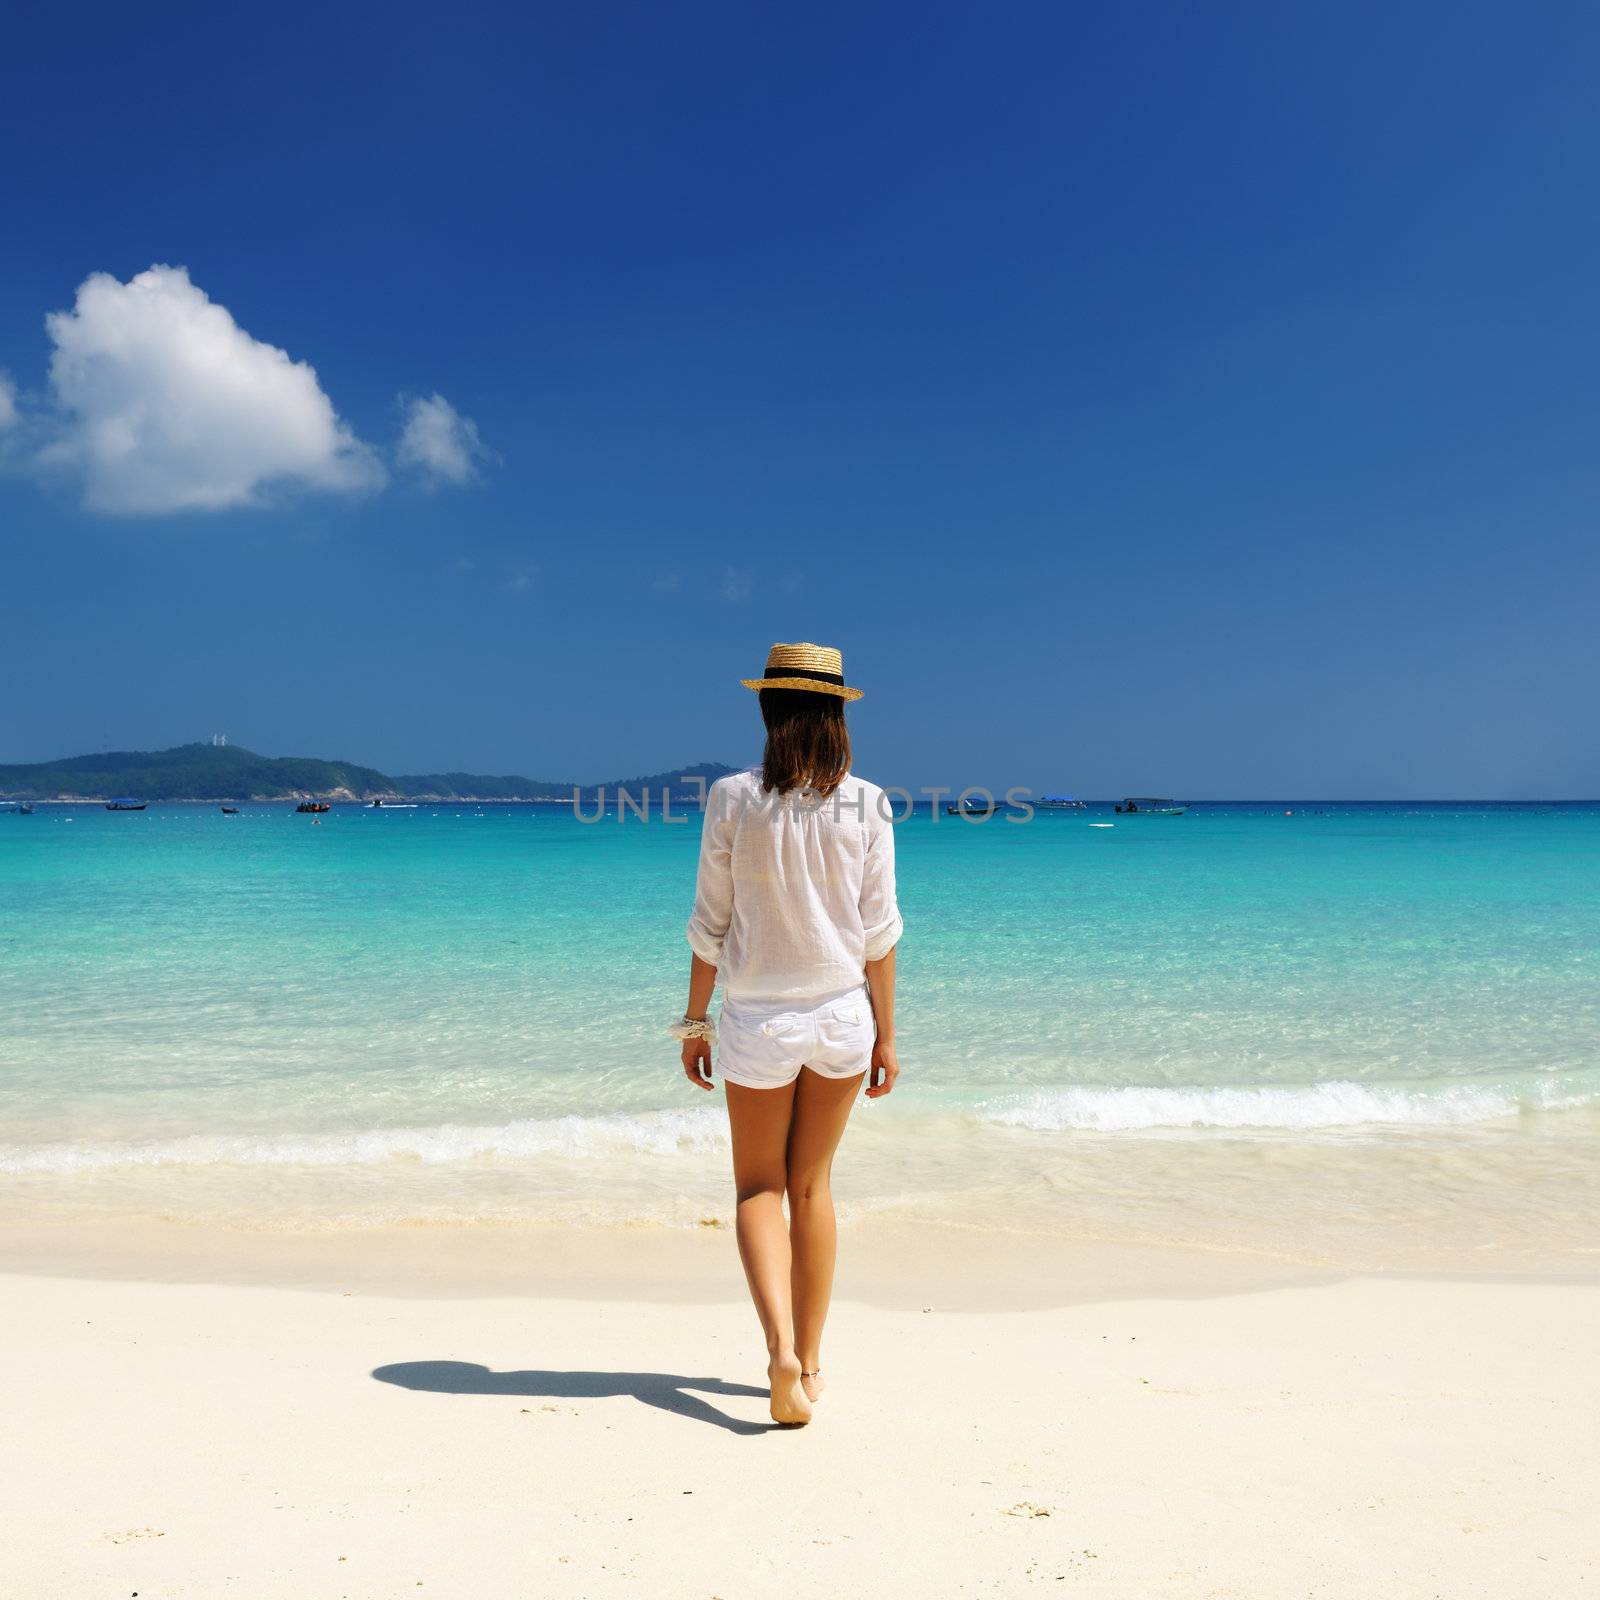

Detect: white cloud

[720,566,754,603]
[0,373,17,432]
[37,264,384,514]
[397,392,489,487]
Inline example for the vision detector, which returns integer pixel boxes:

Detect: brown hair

[758,688,851,797]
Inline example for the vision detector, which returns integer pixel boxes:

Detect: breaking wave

[976,1074,1600,1132]
[0,1107,728,1175]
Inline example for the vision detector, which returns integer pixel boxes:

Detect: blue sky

[2,2,1597,795]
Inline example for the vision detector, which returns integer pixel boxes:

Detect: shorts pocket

[720,1007,802,1063]
[816,997,872,1051]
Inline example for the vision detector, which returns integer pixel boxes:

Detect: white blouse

[686,767,904,1005]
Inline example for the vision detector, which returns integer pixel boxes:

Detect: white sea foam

[978,1075,1599,1133]
[0,1107,728,1175]
[8,1077,1596,1177]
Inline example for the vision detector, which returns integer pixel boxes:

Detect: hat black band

[763,667,844,686]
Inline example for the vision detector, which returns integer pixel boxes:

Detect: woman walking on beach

[676,643,903,1426]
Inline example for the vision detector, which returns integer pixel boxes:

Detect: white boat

[1113,796,1188,817]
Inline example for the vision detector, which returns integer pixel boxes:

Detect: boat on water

[1037,794,1086,809]
[105,798,147,811]
[370,799,418,809]
[221,806,240,815]
[946,797,998,817]
[19,802,34,814]
[295,801,331,814]
[1114,796,1188,816]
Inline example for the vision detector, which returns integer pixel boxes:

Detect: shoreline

[4,1212,1594,1312]
[8,1097,1596,1294]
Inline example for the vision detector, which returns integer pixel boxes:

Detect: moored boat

[221,806,240,815]
[1037,794,1086,809]
[1114,796,1187,816]
[105,798,148,811]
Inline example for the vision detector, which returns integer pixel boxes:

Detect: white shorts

[717,985,875,1090]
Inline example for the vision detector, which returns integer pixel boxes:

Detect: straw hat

[741,642,863,701]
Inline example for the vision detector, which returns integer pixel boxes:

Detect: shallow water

[2,799,1597,1266]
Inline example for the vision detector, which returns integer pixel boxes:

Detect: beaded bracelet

[669,1014,716,1043]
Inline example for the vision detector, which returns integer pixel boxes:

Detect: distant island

[0,742,739,804]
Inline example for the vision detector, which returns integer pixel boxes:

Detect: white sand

[7,1264,1597,1598]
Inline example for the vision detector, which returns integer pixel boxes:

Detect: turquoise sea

[3,799,1598,1269]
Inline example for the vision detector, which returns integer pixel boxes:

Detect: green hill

[394,762,738,801]
[0,743,399,802]
[391,769,572,800]
[549,762,745,803]
[0,743,737,802]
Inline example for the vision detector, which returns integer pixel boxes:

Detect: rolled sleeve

[860,809,903,960]
[685,780,736,964]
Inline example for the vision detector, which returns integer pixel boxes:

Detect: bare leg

[724,1078,811,1425]
[787,1066,866,1403]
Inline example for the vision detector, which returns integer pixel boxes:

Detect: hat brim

[741,676,864,702]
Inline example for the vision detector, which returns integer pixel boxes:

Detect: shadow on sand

[372,1360,774,1435]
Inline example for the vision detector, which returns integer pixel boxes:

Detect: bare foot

[768,1352,812,1426]
[800,1369,825,1404]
